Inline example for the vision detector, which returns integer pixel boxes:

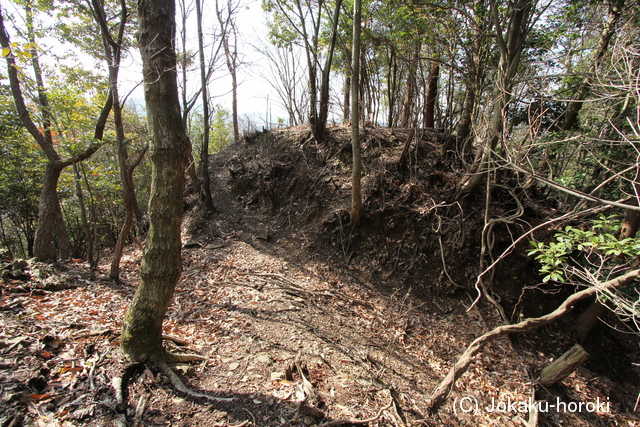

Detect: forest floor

[1,125,640,426]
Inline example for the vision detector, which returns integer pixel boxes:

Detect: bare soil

[1,125,639,426]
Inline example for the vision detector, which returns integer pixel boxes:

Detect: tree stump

[539,344,589,387]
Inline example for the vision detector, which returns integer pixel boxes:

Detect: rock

[228,362,240,371]
[256,353,272,364]
[270,371,285,381]
[174,365,196,376]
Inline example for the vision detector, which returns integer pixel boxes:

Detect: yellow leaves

[1,41,38,59]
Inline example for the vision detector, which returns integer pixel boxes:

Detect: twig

[438,235,465,289]
[89,348,109,390]
[111,376,125,411]
[134,392,150,420]
[317,399,393,427]
[241,408,256,426]
[165,352,208,363]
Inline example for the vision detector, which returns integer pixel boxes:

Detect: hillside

[1,125,639,426]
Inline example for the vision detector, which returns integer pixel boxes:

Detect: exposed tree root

[317,399,393,427]
[428,268,640,413]
[158,361,234,402]
[165,352,208,363]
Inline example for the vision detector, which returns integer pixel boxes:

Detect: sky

[118,0,289,129]
[0,0,291,129]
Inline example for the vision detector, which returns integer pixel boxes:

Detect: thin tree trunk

[387,47,398,127]
[121,0,190,362]
[316,0,343,140]
[73,163,93,264]
[456,0,532,202]
[400,42,420,128]
[424,60,439,129]
[350,0,362,226]
[343,74,351,123]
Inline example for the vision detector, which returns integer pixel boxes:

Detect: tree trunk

[456,0,532,203]
[386,46,398,127]
[343,74,351,123]
[423,60,439,129]
[315,0,343,141]
[1,4,108,261]
[32,162,65,260]
[121,0,189,363]
[400,42,420,128]
[73,163,93,264]
[350,0,362,226]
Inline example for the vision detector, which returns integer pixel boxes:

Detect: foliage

[0,86,43,257]
[528,215,640,283]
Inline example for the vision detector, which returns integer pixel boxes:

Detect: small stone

[256,354,271,364]
[175,365,196,376]
[228,362,240,371]
[270,371,285,381]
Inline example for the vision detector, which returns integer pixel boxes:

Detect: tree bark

[343,74,351,123]
[215,0,240,144]
[423,60,439,129]
[316,0,343,141]
[121,0,190,362]
[88,0,140,280]
[400,42,420,128]
[386,46,398,127]
[73,163,93,264]
[350,0,363,226]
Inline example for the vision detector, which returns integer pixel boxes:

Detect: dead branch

[133,392,150,421]
[428,268,640,413]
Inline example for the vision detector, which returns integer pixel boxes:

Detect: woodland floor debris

[1,125,639,426]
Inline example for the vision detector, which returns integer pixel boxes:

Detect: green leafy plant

[528,215,640,283]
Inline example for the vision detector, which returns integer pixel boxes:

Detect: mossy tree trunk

[121,0,190,363]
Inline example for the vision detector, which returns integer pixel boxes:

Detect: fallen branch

[428,268,640,413]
